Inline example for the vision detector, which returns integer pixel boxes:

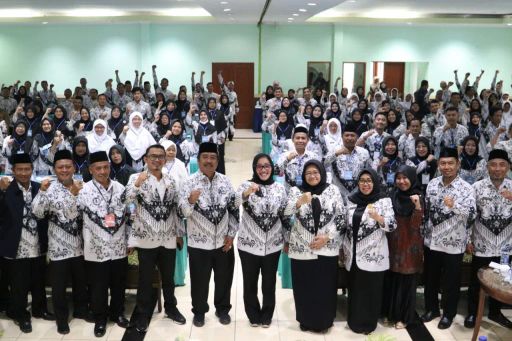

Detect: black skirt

[290,256,338,331]
[347,264,385,334]
[382,271,418,325]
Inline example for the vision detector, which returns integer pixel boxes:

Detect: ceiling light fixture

[223,8,231,12]
[293,13,299,16]
[507,23,512,26]
[220,1,228,4]
[307,3,317,6]
[63,8,125,17]
[365,9,420,19]
[287,17,294,20]
[347,0,357,2]
[299,8,307,12]
[42,21,48,24]
[0,8,44,18]
[159,8,211,17]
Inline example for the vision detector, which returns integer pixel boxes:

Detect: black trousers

[136,247,176,320]
[216,143,226,175]
[188,246,234,316]
[467,255,501,316]
[50,256,89,323]
[423,247,464,319]
[86,258,127,324]
[238,250,280,324]
[5,256,48,322]
[0,258,10,311]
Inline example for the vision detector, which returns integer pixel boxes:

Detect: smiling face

[255,157,272,182]
[54,159,74,183]
[488,158,510,182]
[131,115,142,128]
[94,123,105,136]
[304,164,321,187]
[416,141,428,158]
[329,121,338,134]
[110,149,123,165]
[165,145,176,161]
[463,139,477,156]
[384,139,397,156]
[42,120,52,133]
[438,157,459,178]
[292,132,308,152]
[89,161,110,185]
[358,173,374,195]
[395,173,411,192]
[15,124,26,136]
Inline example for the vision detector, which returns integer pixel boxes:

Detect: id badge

[201,136,209,143]
[422,173,430,185]
[343,170,353,180]
[295,175,303,187]
[373,151,380,160]
[210,120,215,126]
[279,135,286,142]
[17,149,24,154]
[104,213,116,228]
[387,172,396,185]
[314,127,320,136]
[27,129,32,137]
[73,173,83,181]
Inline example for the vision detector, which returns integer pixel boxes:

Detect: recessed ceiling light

[63,8,125,17]
[287,17,294,20]
[293,13,299,16]
[365,9,420,19]
[159,8,211,17]
[508,23,512,26]
[307,3,317,6]
[0,8,44,18]
[299,8,307,12]
[347,0,357,2]
[42,21,48,24]
[407,22,412,25]
[224,8,231,12]
[220,1,228,4]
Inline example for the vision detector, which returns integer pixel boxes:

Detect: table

[472,267,512,341]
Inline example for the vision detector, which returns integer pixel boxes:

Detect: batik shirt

[433,124,468,157]
[15,183,40,259]
[424,176,476,254]
[32,181,83,261]
[324,146,371,197]
[179,171,239,250]
[275,150,320,192]
[361,131,390,160]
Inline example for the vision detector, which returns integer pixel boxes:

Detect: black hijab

[276,110,293,140]
[348,168,383,207]
[157,112,172,136]
[108,106,125,138]
[37,117,55,145]
[413,137,431,162]
[460,135,482,171]
[250,153,275,186]
[300,160,329,235]
[382,136,399,159]
[391,165,422,217]
[308,105,324,139]
[467,112,481,140]
[12,120,34,154]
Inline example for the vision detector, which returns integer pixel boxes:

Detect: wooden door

[383,62,405,95]
[212,62,254,129]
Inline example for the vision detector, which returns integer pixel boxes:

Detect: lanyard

[111,165,125,179]
[75,160,87,173]
[277,125,290,138]
[463,156,478,169]
[449,128,456,147]
[93,181,113,210]
[15,138,26,150]
[209,110,217,120]
[55,119,66,130]
[199,123,209,135]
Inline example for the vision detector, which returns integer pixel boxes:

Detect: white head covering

[86,119,115,153]
[160,139,188,188]
[324,118,342,153]
[124,112,156,161]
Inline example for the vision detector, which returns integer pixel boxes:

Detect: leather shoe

[464,315,476,328]
[488,312,512,329]
[193,314,205,327]
[94,323,107,338]
[438,316,453,329]
[110,315,130,328]
[33,310,56,321]
[18,320,32,333]
[420,311,440,323]
[57,321,70,335]
[215,311,231,325]
[166,308,186,325]
[135,318,148,333]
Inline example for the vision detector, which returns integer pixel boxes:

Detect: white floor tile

[278,320,326,341]
[0,319,22,338]
[189,320,235,341]
[17,320,63,339]
[61,319,108,340]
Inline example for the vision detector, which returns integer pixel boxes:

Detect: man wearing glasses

[125,144,186,333]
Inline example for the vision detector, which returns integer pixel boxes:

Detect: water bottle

[500,245,510,265]
[478,336,487,341]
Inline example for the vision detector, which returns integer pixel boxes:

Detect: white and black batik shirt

[32,181,83,261]
[179,171,239,250]
[15,183,40,259]
[472,178,512,257]
[433,124,469,157]
[275,150,320,192]
[236,181,289,256]
[424,176,476,254]
[324,146,371,197]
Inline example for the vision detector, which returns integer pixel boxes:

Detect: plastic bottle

[478,336,487,341]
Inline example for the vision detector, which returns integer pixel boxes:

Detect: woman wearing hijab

[1,120,39,174]
[373,136,403,195]
[459,136,487,185]
[73,108,94,136]
[14,85,32,106]
[342,168,396,334]
[467,112,482,142]
[186,109,217,146]
[23,105,42,138]
[87,119,116,154]
[322,118,342,154]
[175,90,190,120]
[120,112,156,171]
[236,154,288,327]
[349,109,370,137]
[382,165,423,329]
[51,105,75,139]
[325,102,342,122]
[284,160,344,333]
[108,145,136,186]
[405,137,438,195]
[160,140,188,190]
[296,105,325,158]
[150,111,172,141]
[270,110,294,160]
[33,118,70,176]
[72,136,91,182]
[386,109,405,138]
[107,106,126,142]
[160,119,195,166]
[280,97,296,121]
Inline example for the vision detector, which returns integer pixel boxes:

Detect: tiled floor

[1,132,512,341]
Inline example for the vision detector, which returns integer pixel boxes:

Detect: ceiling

[0,0,511,25]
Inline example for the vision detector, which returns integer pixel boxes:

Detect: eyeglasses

[256,164,272,170]
[305,171,320,177]
[147,154,166,161]
[358,179,373,185]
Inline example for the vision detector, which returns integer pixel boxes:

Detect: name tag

[279,135,286,141]
[201,136,209,143]
[103,213,116,228]
[343,170,353,180]
[374,151,380,160]
[73,174,83,181]
[387,172,396,185]
[17,150,24,154]
[27,129,32,137]
[210,120,215,126]
[422,173,430,185]
[295,175,303,187]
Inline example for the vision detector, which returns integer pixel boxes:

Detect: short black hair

[445,106,459,114]
[132,87,143,94]
[145,144,165,156]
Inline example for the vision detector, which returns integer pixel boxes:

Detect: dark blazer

[0,180,48,258]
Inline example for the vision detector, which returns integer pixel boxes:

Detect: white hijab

[87,119,115,153]
[124,112,156,161]
[324,118,342,153]
[160,139,189,189]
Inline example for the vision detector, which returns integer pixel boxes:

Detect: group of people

[0,67,512,338]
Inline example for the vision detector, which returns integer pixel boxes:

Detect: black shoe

[464,315,476,328]
[110,315,130,328]
[73,310,94,323]
[299,324,309,331]
[488,312,512,329]
[228,136,233,141]
[437,316,453,329]
[57,321,70,335]
[193,314,205,327]
[17,320,32,333]
[135,318,148,333]
[261,320,271,328]
[420,311,441,323]
[215,311,231,325]
[94,323,107,338]
[166,308,186,325]
[33,310,56,321]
